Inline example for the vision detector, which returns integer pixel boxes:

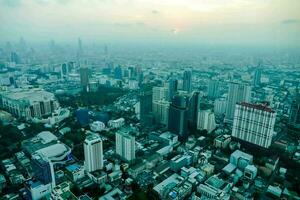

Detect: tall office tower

[61,63,68,79]
[114,65,123,79]
[183,70,192,93]
[79,67,89,91]
[139,84,153,127]
[197,109,216,133]
[225,82,251,122]
[168,77,178,101]
[289,91,300,129]
[115,129,136,161]
[253,68,262,87]
[78,38,83,54]
[152,86,169,102]
[152,100,170,126]
[84,134,103,172]
[207,80,220,99]
[10,52,21,64]
[31,154,53,186]
[232,102,276,148]
[187,91,201,129]
[168,94,189,140]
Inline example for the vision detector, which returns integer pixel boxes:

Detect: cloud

[0,0,22,7]
[281,19,300,25]
[152,10,159,14]
[113,22,146,27]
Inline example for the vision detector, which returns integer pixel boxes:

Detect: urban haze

[0,0,300,200]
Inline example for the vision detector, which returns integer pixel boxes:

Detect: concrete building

[116,128,136,162]
[207,80,220,99]
[232,102,276,148]
[0,88,59,120]
[152,100,169,125]
[214,98,227,115]
[108,118,125,128]
[84,134,103,172]
[214,135,231,149]
[183,69,192,93]
[168,94,189,140]
[225,82,251,122]
[197,109,216,133]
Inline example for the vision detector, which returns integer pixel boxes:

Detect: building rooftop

[238,102,275,113]
[1,88,55,104]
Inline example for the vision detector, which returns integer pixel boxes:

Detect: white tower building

[232,102,276,148]
[84,134,103,172]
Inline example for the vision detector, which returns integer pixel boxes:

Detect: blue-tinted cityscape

[0,0,300,200]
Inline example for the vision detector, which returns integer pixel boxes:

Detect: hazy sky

[1,0,300,46]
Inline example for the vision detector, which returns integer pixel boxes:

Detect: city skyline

[0,0,300,47]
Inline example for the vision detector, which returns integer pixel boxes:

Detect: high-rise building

[114,65,123,80]
[168,77,178,101]
[183,70,192,93]
[31,154,53,185]
[139,84,153,127]
[289,91,300,130]
[168,95,189,140]
[253,68,262,87]
[232,102,276,148]
[207,80,220,99]
[152,86,168,102]
[214,98,227,115]
[187,91,201,129]
[225,82,251,122]
[79,67,89,91]
[116,129,136,162]
[152,100,170,126]
[84,134,103,172]
[197,109,216,133]
[61,63,68,79]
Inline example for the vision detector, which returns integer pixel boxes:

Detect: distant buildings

[168,95,189,140]
[197,109,216,133]
[84,134,103,172]
[253,68,262,87]
[116,128,136,162]
[225,82,251,122]
[289,91,300,129]
[79,67,89,91]
[0,88,59,120]
[232,102,276,148]
[152,100,169,126]
[183,70,192,93]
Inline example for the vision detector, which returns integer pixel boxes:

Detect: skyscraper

[139,84,153,127]
[183,70,192,93]
[197,109,216,133]
[152,86,168,102]
[116,129,136,162]
[84,134,103,172]
[168,77,178,101]
[187,91,201,129]
[168,94,189,140]
[79,67,89,91]
[114,65,123,80]
[31,154,53,185]
[207,80,220,99]
[225,82,251,122]
[232,102,276,148]
[289,90,300,129]
[253,68,262,87]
